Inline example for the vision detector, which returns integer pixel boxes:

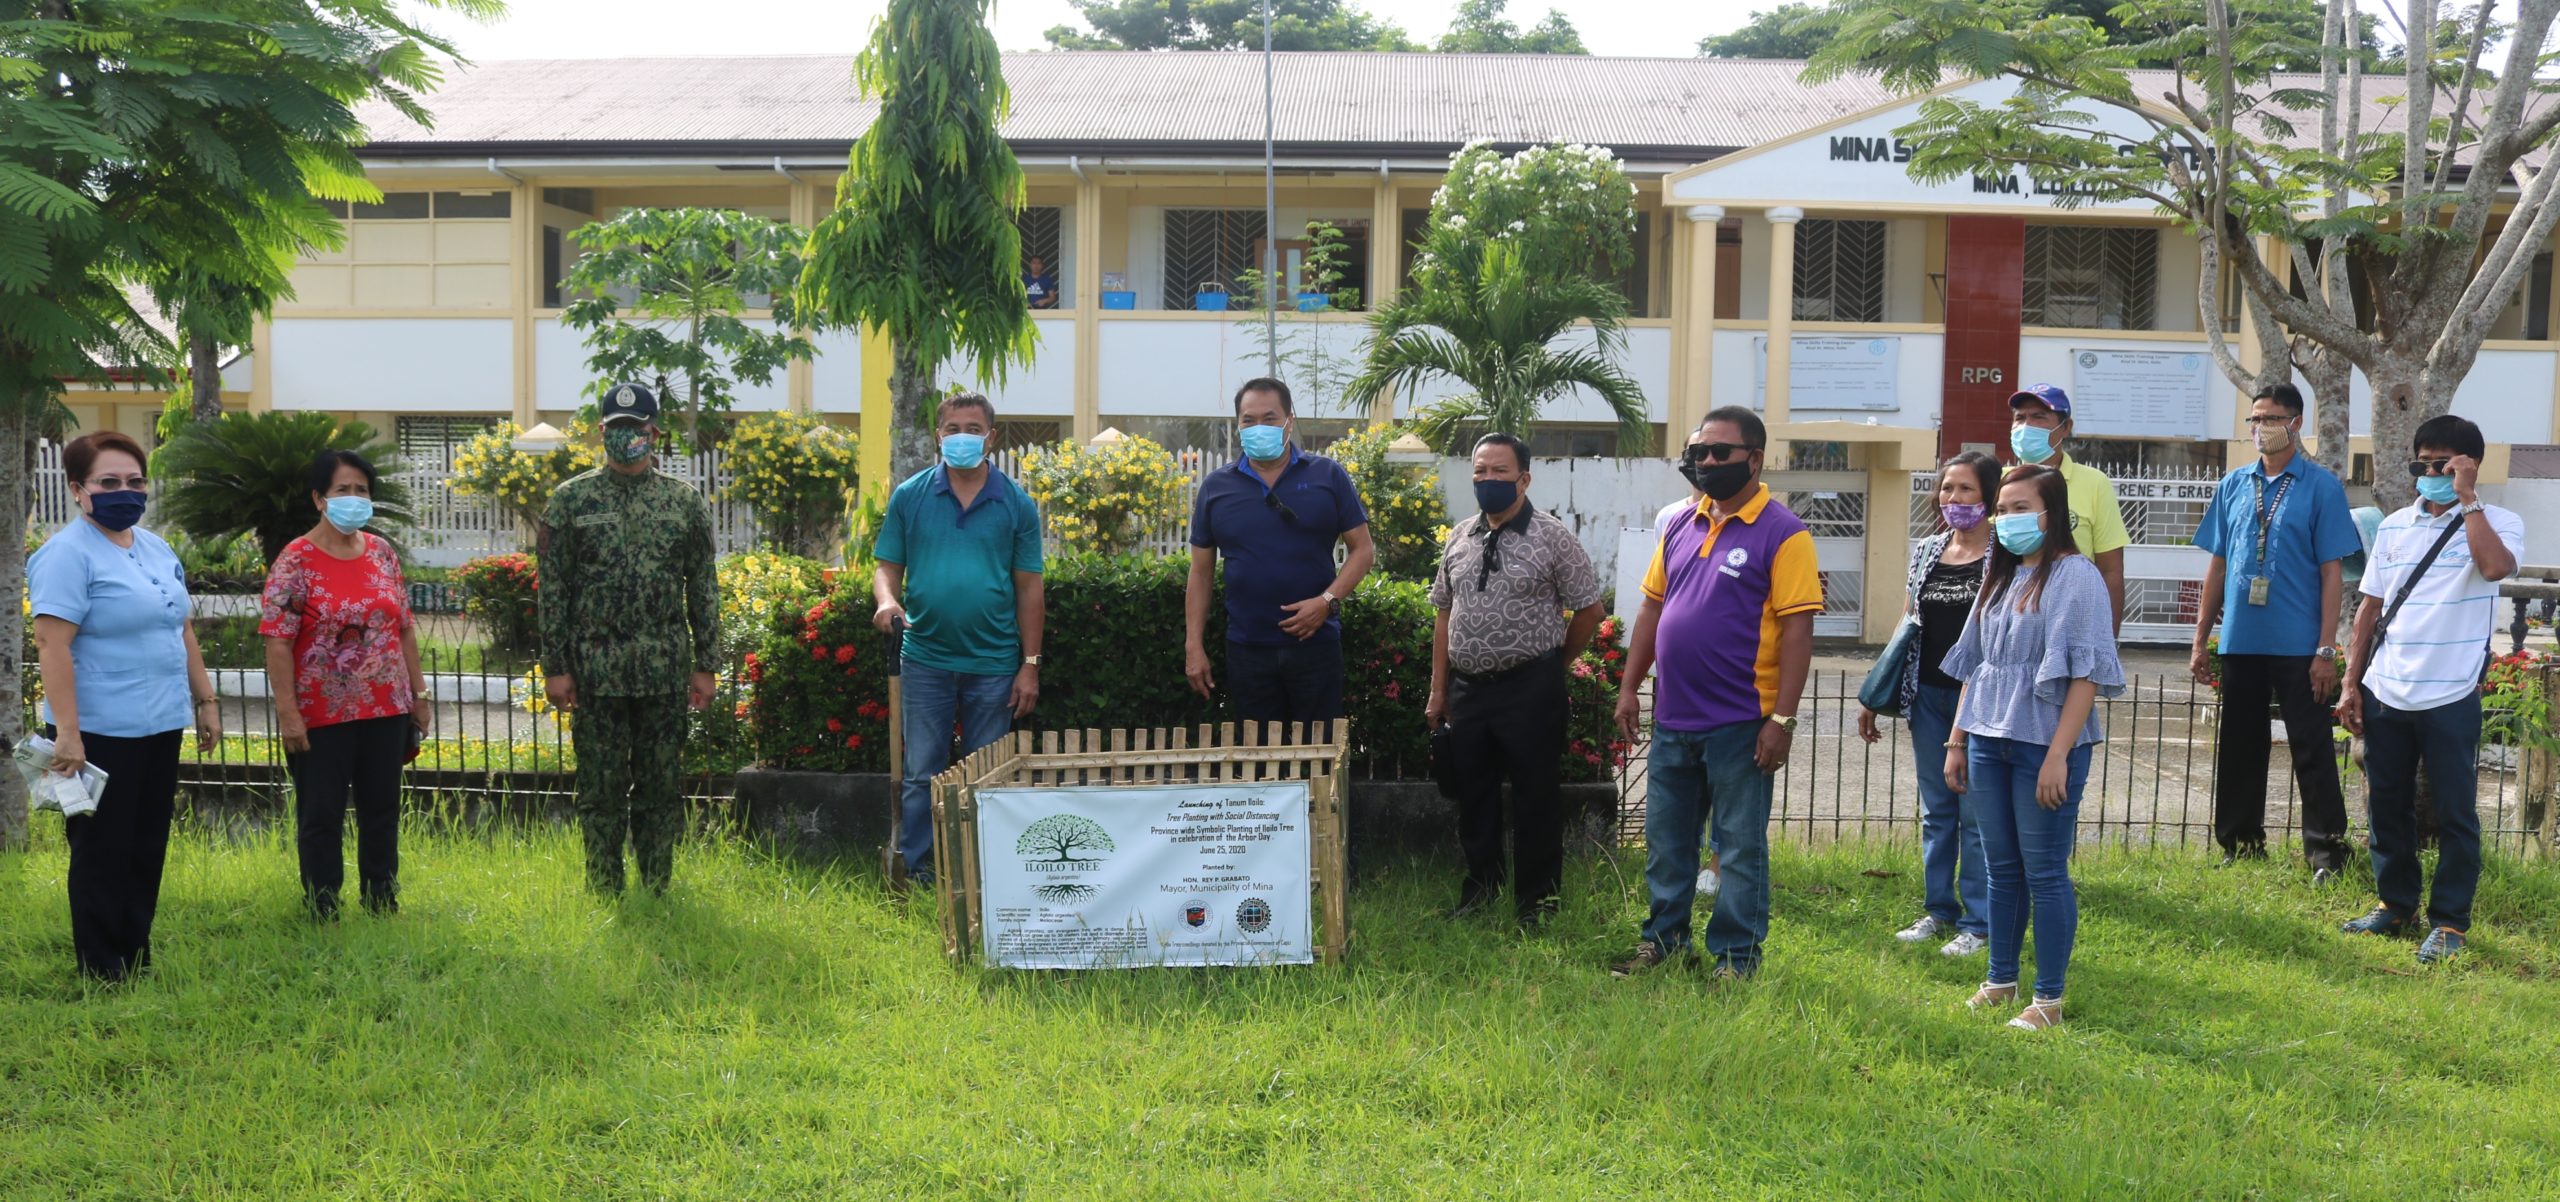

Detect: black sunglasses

[2406,457,2454,478]
[1265,493,1299,525]
[1681,442,1757,467]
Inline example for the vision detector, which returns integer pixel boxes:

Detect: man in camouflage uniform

[539,383,719,896]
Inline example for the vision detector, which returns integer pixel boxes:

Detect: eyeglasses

[86,475,148,491]
[1264,493,1298,525]
[2406,457,2454,478]
[1681,442,1756,466]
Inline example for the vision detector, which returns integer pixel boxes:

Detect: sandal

[1966,982,2018,1010]
[2008,995,2065,1031]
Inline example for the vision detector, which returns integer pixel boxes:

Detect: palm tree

[1349,239,1650,455]
[154,412,412,566]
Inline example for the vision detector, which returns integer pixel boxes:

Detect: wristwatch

[2457,500,2485,518]
[2316,646,2338,660]
[1321,590,1341,615]
[1021,654,1042,668]
[1769,714,1798,732]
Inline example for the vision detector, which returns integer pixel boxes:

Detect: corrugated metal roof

[355,52,1898,160]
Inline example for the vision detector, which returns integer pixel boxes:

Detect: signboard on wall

[2066,348,2214,436]
[976,783,1312,970]
[1754,335,1903,411]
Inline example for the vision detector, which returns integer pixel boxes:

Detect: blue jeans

[2361,688,2484,931]
[1966,736,2089,999]
[1909,684,1987,937]
[898,663,1016,878]
[1642,720,1774,973]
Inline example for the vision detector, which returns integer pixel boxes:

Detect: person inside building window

[1023,255,1059,310]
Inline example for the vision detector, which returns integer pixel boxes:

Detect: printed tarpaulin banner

[975,782,1313,969]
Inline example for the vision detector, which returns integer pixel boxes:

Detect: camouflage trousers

[571,693,689,895]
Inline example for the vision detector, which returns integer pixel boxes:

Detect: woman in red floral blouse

[259,451,428,918]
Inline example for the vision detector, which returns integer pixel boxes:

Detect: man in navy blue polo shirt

[1184,377,1376,726]
[873,392,1046,883]
[2189,383,2362,879]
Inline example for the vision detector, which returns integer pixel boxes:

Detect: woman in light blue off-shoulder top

[1938,464,2125,1032]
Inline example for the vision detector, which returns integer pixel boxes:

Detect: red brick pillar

[1939,216,2025,461]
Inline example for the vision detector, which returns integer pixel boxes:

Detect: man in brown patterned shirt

[1426,433,1605,927]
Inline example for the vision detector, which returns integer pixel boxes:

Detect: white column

[1676,205,1725,441]
[1764,206,1805,465]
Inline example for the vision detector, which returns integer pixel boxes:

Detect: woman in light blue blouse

[1937,464,2124,1031]
[30,431,221,982]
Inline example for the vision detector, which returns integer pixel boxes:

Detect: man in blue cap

[2008,384,2130,630]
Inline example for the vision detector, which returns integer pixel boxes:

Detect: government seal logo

[1236,897,1273,934]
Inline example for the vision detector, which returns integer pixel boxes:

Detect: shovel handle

[885,615,906,678]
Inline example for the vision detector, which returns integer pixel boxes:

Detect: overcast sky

[417,0,1776,63]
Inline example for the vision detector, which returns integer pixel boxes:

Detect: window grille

[2023,225,2158,329]
[1162,209,1268,310]
[1792,219,1886,323]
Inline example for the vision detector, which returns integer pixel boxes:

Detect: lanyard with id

[2244,470,2296,606]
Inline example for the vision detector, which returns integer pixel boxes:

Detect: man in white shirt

[2335,414,2523,966]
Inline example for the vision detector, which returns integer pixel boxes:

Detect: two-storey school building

[69,52,2559,641]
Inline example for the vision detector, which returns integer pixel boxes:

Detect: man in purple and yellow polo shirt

[1612,407,1821,981]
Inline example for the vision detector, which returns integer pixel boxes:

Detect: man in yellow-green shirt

[2008,384,2129,630]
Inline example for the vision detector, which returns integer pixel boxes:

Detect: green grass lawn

[5,823,2559,1199]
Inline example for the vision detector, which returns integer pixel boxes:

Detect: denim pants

[2361,688,2484,931]
[899,662,1016,878]
[1908,683,1987,937]
[1225,639,1346,727]
[1642,720,1774,973]
[1966,736,2089,999]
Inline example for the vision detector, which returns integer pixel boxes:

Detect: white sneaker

[1696,864,1720,897]
[1940,931,1988,957]
[1895,915,1947,943]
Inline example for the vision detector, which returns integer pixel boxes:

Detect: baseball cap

[2007,383,2073,418]
[598,382,660,426]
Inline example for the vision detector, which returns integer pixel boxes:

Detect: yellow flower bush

[721,413,857,559]
[451,419,601,530]
[714,549,824,660]
[1330,422,1451,580]
[1017,435,1188,558]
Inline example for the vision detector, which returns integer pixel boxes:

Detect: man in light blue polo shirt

[2189,384,2363,879]
[873,393,1046,883]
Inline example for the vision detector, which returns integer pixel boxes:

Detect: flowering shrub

[722,413,857,559]
[455,554,541,655]
[715,550,825,662]
[1565,615,1635,781]
[2486,650,2555,754]
[1329,422,1452,581]
[450,419,601,531]
[1416,140,1637,286]
[748,581,892,773]
[1017,436,1189,557]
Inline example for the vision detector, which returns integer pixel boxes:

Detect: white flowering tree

[1349,142,1651,452]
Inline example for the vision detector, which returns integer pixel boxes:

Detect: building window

[1162,208,1268,310]
[430,191,512,219]
[398,417,499,468]
[350,192,430,220]
[2023,225,2157,330]
[1792,219,1886,323]
[1017,206,1064,309]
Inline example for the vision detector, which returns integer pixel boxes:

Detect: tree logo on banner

[1019,814,1115,904]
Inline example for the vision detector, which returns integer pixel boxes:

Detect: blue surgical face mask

[85,490,147,533]
[1238,423,1288,461]
[1473,478,1519,515]
[1995,511,2047,556]
[2416,473,2458,505]
[2011,423,2057,465]
[940,432,986,470]
[325,496,375,534]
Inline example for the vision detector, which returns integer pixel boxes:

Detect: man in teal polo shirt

[2190,384,2361,879]
[872,393,1046,882]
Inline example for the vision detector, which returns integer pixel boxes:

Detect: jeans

[2361,688,2484,931]
[287,713,409,914]
[1225,639,1346,727]
[63,729,182,981]
[1966,736,2090,1000]
[1908,683,1987,937]
[1642,720,1773,973]
[2214,653,2351,868]
[899,662,1016,879]
[1446,649,1567,912]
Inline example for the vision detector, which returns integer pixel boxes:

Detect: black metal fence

[1614,669,2554,855]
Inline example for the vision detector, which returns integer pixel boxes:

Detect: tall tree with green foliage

[1806,0,2557,510]
[1044,0,1416,50]
[800,0,1037,490]
[1707,0,2380,69]
[1437,0,1587,53]
[1349,142,1649,453]
[0,0,487,847]
[560,207,816,451]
